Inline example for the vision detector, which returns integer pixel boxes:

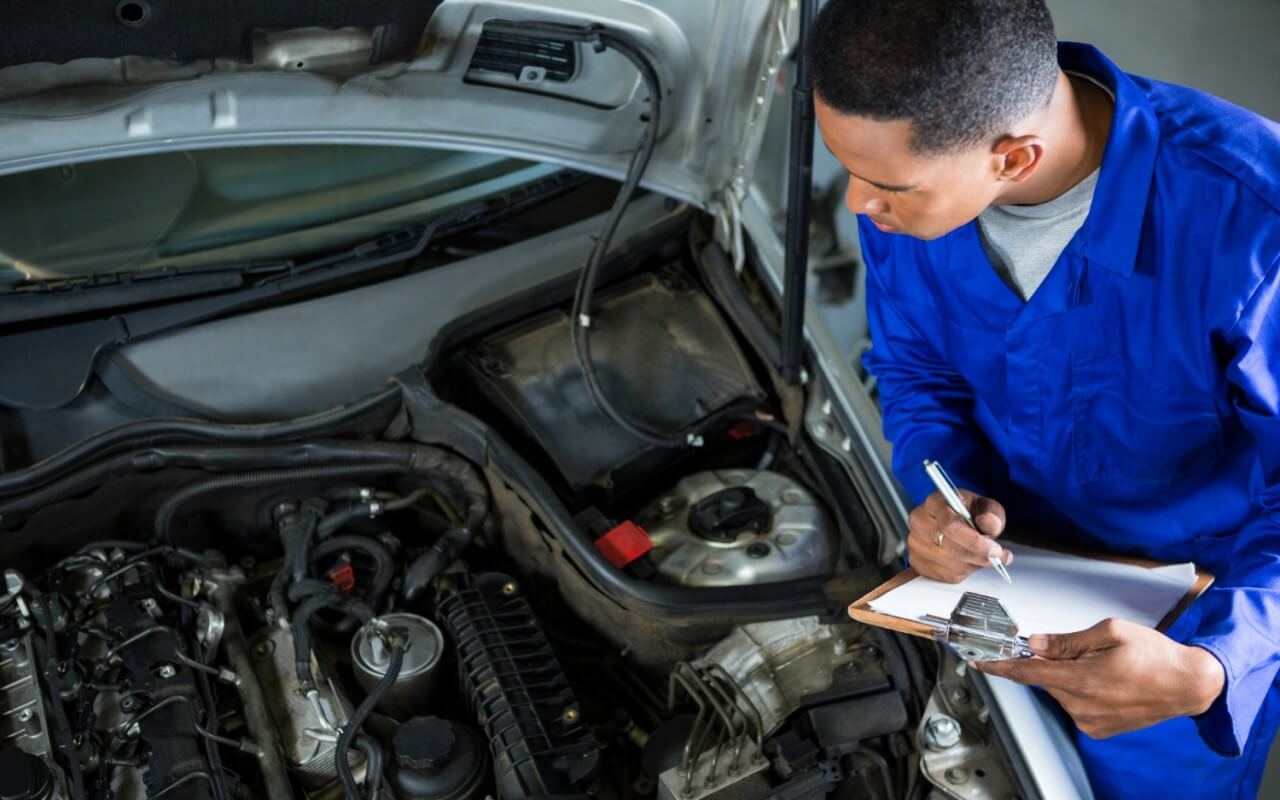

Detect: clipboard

[848,542,1215,642]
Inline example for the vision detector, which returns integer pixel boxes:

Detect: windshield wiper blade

[0,261,294,325]
[0,203,488,410]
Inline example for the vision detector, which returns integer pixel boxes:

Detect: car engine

[0,248,951,800]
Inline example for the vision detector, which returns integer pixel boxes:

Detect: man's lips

[869,217,898,233]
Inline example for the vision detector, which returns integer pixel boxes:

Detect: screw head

[17,708,33,721]
[944,767,970,784]
[745,543,771,559]
[501,581,518,596]
[157,664,177,679]
[562,708,579,723]
[924,714,962,750]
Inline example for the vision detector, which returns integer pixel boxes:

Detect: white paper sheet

[868,542,1197,636]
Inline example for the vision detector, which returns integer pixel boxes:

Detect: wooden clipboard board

[848,543,1215,641]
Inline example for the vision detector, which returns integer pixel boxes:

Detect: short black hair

[808,0,1059,154]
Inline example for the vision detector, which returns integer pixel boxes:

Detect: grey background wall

[1048,0,1280,121]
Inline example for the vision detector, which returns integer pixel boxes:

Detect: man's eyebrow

[819,139,917,192]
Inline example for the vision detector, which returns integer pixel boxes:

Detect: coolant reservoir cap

[352,612,444,680]
[0,749,52,800]
[393,716,456,771]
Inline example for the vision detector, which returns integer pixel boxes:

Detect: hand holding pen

[905,460,1013,584]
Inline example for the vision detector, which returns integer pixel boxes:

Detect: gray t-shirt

[977,71,1113,301]
[977,167,1099,301]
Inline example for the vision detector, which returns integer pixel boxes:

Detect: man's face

[815,94,1002,240]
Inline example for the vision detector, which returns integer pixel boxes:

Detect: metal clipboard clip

[922,592,1034,662]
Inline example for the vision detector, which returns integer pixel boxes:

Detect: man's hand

[973,618,1226,739]
[907,490,1012,583]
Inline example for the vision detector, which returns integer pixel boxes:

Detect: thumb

[1029,620,1119,660]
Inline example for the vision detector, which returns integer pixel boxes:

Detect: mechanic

[806,1,1280,798]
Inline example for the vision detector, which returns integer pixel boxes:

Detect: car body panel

[0,0,793,213]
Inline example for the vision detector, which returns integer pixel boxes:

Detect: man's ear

[991,135,1045,183]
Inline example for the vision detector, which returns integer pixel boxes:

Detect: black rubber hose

[336,633,407,800]
[354,734,385,800]
[316,504,374,541]
[291,587,375,694]
[0,386,399,498]
[401,526,475,603]
[483,21,680,448]
[1,442,418,521]
[32,592,86,800]
[268,505,322,619]
[154,464,407,545]
[310,535,395,612]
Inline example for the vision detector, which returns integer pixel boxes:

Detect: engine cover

[637,470,836,587]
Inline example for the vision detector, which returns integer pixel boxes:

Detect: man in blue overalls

[807,1,1280,797]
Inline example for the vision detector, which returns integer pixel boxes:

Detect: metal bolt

[562,708,579,723]
[832,639,849,656]
[17,708,33,722]
[944,767,970,785]
[658,496,681,514]
[924,714,962,750]
[120,697,136,712]
[157,664,177,679]
[745,543,770,559]
[951,687,972,705]
[501,581,518,596]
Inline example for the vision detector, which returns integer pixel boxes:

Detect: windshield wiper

[0,168,587,327]
[0,167,589,410]
[0,261,293,325]
[0,203,488,411]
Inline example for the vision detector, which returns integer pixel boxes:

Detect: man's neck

[998,70,1114,206]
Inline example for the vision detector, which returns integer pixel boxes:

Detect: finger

[964,493,1008,539]
[970,657,1080,689]
[1029,618,1125,660]
[939,516,1005,565]
[906,550,973,584]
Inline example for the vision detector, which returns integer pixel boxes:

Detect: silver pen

[922,459,1012,584]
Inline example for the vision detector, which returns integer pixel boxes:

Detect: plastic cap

[393,716,456,772]
[0,749,52,800]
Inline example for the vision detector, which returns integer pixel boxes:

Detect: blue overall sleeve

[1188,256,1280,756]
[861,244,997,505]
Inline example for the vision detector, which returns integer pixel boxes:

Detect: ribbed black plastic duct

[437,573,599,799]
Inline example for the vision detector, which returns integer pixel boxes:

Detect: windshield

[0,145,555,281]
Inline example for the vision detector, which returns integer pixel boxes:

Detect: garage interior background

[762,0,1280,793]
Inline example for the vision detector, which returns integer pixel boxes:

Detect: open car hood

[0,0,794,214]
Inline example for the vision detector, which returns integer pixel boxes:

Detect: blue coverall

[860,43,1280,799]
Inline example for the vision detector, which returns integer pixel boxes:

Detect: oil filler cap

[0,749,53,800]
[688,487,772,542]
[394,716,456,773]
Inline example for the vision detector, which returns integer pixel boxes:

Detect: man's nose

[845,180,888,215]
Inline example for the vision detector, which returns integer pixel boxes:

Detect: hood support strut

[781,0,818,385]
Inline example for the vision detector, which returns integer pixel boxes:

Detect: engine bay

[0,238,953,800]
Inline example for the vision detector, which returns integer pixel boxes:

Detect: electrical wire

[336,629,408,799]
[484,21,689,449]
